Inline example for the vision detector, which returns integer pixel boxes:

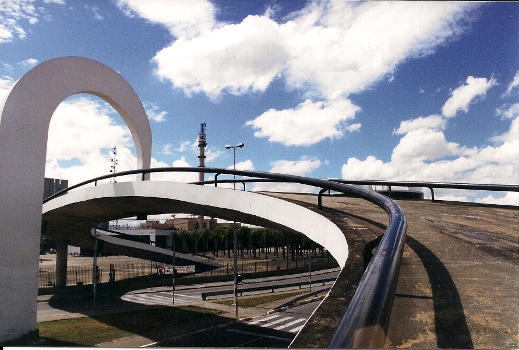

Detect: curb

[267,287,330,314]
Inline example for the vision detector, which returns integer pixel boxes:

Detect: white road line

[175,293,200,299]
[289,324,304,333]
[261,317,293,328]
[225,329,292,342]
[247,314,280,325]
[273,318,306,330]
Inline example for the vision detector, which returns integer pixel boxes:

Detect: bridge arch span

[0,56,152,341]
[42,181,348,269]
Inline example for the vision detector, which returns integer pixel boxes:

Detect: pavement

[36,269,334,347]
[267,193,518,349]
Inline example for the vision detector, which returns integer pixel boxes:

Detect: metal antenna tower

[109,146,118,183]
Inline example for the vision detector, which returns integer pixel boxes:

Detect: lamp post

[225,142,244,317]
[225,143,244,190]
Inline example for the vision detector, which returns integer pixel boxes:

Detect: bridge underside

[42,181,347,272]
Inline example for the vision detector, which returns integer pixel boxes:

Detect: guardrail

[201,277,336,300]
[43,166,406,348]
[192,178,519,202]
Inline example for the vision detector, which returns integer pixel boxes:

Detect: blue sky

[0,0,518,205]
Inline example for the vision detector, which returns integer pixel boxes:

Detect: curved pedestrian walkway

[267,193,518,349]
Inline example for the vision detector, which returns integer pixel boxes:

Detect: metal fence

[38,252,337,288]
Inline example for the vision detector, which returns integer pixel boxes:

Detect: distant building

[43,177,68,199]
[140,217,218,231]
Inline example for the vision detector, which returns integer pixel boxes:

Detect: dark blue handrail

[43,166,405,347]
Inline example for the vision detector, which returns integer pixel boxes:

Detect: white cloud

[227,159,254,171]
[151,2,477,101]
[394,114,446,135]
[19,57,38,67]
[205,147,223,163]
[346,123,361,132]
[153,14,288,100]
[341,116,519,204]
[177,140,191,152]
[252,157,321,193]
[503,71,519,97]
[246,98,360,146]
[0,75,14,102]
[270,158,321,176]
[144,102,167,122]
[495,103,519,120]
[441,76,497,118]
[84,5,104,21]
[0,0,64,43]
[115,0,216,39]
[44,96,135,185]
[149,156,199,183]
[161,143,173,155]
[475,192,519,206]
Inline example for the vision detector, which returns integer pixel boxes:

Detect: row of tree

[165,226,326,261]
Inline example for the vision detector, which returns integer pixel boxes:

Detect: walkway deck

[266,193,518,349]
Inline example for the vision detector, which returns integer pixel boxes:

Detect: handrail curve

[43,166,406,348]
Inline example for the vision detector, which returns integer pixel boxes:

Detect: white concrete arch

[42,182,348,269]
[0,57,152,342]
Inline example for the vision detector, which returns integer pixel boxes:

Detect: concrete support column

[55,240,68,288]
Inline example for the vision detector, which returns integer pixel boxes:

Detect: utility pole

[197,123,207,229]
[172,231,176,305]
[225,142,245,318]
[91,228,98,307]
[110,146,118,183]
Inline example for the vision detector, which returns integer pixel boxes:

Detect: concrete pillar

[55,241,68,288]
[0,56,152,342]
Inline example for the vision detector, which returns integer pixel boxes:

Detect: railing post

[242,181,246,191]
[429,187,435,201]
[318,188,328,209]
[215,173,219,187]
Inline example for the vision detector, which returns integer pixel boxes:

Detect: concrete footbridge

[1,57,517,347]
[41,180,348,271]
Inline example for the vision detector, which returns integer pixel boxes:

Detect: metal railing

[43,167,407,348]
[192,178,519,202]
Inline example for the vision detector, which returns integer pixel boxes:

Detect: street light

[225,142,244,190]
[225,142,244,317]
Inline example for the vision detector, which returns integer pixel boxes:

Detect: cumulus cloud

[496,103,519,120]
[227,159,254,171]
[252,157,321,193]
[144,102,167,122]
[246,98,360,146]
[441,76,497,117]
[44,96,134,185]
[115,0,216,39]
[176,140,191,152]
[394,114,446,134]
[151,2,477,102]
[341,116,519,205]
[153,14,289,100]
[19,57,38,67]
[0,0,64,43]
[503,71,519,97]
[0,75,14,101]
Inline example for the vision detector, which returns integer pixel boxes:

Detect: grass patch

[37,305,222,346]
[214,289,308,307]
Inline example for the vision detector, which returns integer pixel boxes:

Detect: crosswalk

[243,313,307,333]
[121,291,200,306]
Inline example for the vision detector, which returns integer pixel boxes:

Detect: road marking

[226,328,292,342]
[273,318,306,330]
[289,324,304,333]
[247,314,279,325]
[261,316,293,328]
